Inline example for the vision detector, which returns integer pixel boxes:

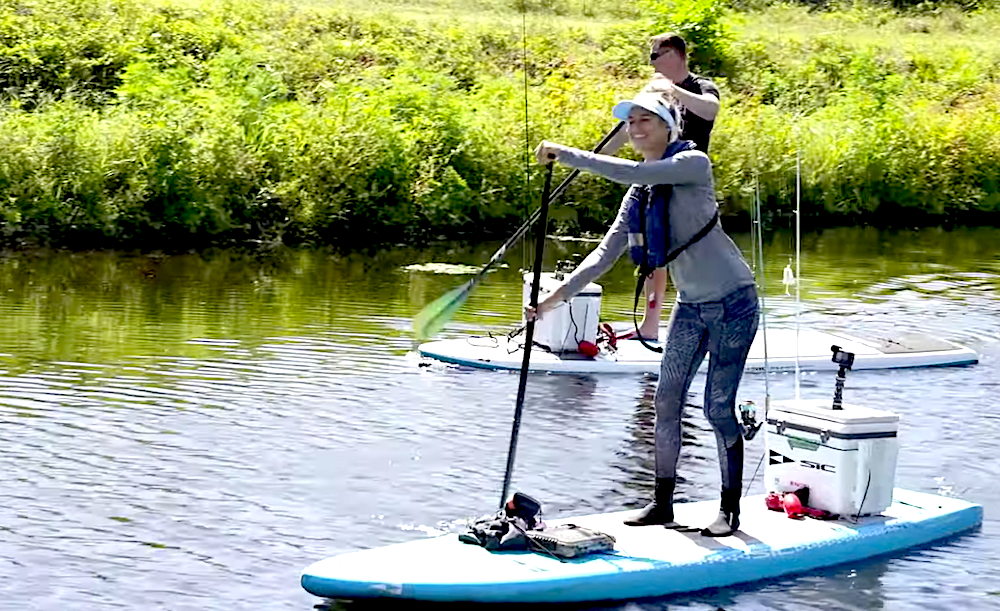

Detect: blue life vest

[626,139,696,273]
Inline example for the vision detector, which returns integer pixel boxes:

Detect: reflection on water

[0,226,998,610]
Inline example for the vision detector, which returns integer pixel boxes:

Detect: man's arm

[601,122,630,156]
[670,84,719,121]
[643,75,720,121]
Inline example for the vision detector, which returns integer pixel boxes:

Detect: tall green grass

[0,0,997,249]
[715,2,1000,222]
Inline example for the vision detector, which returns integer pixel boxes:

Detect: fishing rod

[755,170,771,408]
[742,164,771,492]
[499,162,554,508]
[794,145,802,401]
[412,122,624,341]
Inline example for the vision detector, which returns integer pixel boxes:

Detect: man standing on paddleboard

[605,33,722,342]
[528,93,755,537]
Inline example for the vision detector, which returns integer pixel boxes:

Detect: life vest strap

[631,210,720,354]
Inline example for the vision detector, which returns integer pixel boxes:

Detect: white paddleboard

[418,327,978,374]
[301,488,982,603]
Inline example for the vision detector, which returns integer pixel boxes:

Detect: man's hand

[641,74,675,98]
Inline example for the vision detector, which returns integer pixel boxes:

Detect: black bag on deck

[458,492,543,551]
[459,492,616,558]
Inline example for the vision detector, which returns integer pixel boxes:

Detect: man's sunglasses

[650,49,674,61]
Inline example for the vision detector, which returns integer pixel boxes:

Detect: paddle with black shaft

[412,122,624,341]
[499,161,554,508]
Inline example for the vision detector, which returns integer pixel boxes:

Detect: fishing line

[520,6,531,273]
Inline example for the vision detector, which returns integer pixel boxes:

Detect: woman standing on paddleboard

[527,93,757,537]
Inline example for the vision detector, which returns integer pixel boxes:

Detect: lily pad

[402,262,507,275]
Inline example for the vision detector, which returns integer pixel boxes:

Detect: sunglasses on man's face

[650,48,674,62]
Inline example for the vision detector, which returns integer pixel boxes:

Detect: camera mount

[830,345,855,410]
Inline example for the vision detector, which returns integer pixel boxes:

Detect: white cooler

[765,398,899,517]
[523,272,601,353]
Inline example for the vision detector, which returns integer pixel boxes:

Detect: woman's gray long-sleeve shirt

[550,146,755,304]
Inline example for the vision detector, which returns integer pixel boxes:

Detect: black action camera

[830,345,855,369]
[504,492,542,527]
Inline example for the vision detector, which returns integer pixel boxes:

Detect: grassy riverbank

[1,0,998,249]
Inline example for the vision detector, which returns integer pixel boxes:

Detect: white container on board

[522,272,601,353]
[765,398,899,517]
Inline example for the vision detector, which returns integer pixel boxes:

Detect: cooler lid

[770,399,899,425]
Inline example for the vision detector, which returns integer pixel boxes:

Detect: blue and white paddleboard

[418,327,979,375]
[301,488,982,603]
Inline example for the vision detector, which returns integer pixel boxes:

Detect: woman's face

[627,108,670,157]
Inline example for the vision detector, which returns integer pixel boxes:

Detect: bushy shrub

[0,0,997,248]
[640,0,736,76]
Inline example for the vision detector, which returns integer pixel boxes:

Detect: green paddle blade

[412,281,473,341]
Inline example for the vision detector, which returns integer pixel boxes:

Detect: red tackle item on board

[578,340,599,358]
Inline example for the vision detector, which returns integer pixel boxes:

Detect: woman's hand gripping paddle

[411,122,624,342]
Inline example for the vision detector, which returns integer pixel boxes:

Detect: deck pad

[418,327,978,374]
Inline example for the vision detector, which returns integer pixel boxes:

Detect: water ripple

[0,235,998,610]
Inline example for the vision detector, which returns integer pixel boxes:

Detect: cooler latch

[820,430,831,443]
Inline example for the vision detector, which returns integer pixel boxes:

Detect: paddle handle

[499,163,554,508]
